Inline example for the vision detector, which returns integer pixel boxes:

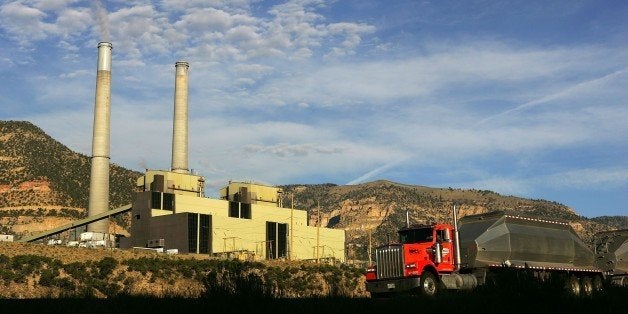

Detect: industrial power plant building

[19,42,346,262]
[121,171,346,262]
[105,45,345,261]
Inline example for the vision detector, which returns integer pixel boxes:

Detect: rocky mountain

[0,121,141,237]
[1,120,625,257]
[279,182,624,260]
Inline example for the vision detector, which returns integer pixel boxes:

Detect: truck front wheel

[420,271,438,296]
[567,275,581,296]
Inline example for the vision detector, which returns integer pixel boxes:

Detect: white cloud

[244,143,344,157]
[29,0,77,12]
[455,167,628,200]
[455,176,534,197]
[253,43,626,109]
[2,1,627,217]
[160,0,254,13]
[543,168,628,190]
[0,1,53,43]
[55,7,91,37]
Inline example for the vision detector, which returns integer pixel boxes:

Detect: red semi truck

[365,207,606,296]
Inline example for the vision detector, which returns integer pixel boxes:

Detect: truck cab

[365,223,456,295]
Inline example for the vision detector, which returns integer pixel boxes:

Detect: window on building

[277,223,287,258]
[162,193,174,211]
[228,202,251,219]
[229,201,239,218]
[240,203,251,219]
[188,214,198,253]
[151,192,162,209]
[266,222,276,259]
[266,221,288,260]
[437,229,449,242]
[199,214,211,254]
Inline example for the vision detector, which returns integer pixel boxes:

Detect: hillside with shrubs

[0,242,366,298]
[0,121,140,237]
[280,181,627,261]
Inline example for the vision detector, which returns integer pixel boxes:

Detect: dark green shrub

[95,257,118,278]
[63,262,87,279]
[39,268,59,286]
[53,277,76,291]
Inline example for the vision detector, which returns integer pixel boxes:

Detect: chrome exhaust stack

[453,204,462,271]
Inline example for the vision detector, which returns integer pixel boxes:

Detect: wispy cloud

[245,143,344,157]
[542,168,628,190]
[1,0,627,216]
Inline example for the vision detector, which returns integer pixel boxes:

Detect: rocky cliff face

[281,181,617,260]
[1,120,624,253]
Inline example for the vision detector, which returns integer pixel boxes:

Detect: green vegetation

[0,251,626,314]
[0,252,364,299]
[591,216,628,230]
[121,256,364,298]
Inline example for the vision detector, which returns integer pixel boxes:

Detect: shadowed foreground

[1,285,626,314]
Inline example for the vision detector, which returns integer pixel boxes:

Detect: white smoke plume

[92,0,110,42]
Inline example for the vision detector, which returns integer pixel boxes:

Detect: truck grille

[375,244,404,279]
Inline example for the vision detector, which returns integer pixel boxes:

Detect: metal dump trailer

[458,211,597,272]
[593,229,628,286]
[365,209,605,297]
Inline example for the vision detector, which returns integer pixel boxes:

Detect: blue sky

[1,0,627,217]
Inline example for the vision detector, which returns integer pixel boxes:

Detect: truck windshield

[399,228,433,244]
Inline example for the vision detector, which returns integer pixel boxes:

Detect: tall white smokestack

[87,42,112,233]
[171,61,189,174]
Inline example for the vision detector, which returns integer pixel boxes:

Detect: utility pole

[316,200,320,263]
[290,193,294,261]
[368,230,372,266]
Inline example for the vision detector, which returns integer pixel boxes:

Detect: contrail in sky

[476,68,626,127]
[346,160,404,185]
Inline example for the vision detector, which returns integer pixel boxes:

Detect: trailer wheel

[567,276,581,296]
[420,271,438,296]
[592,276,603,292]
[580,277,593,296]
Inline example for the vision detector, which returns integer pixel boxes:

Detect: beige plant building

[119,60,345,262]
[121,172,345,262]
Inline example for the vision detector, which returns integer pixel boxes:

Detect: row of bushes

[0,254,121,297]
[0,208,84,218]
[0,253,364,299]
[123,256,364,298]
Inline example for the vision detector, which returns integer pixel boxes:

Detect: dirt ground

[0,241,207,263]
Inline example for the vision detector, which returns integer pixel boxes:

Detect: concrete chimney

[87,42,112,233]
[171,61,189,174]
